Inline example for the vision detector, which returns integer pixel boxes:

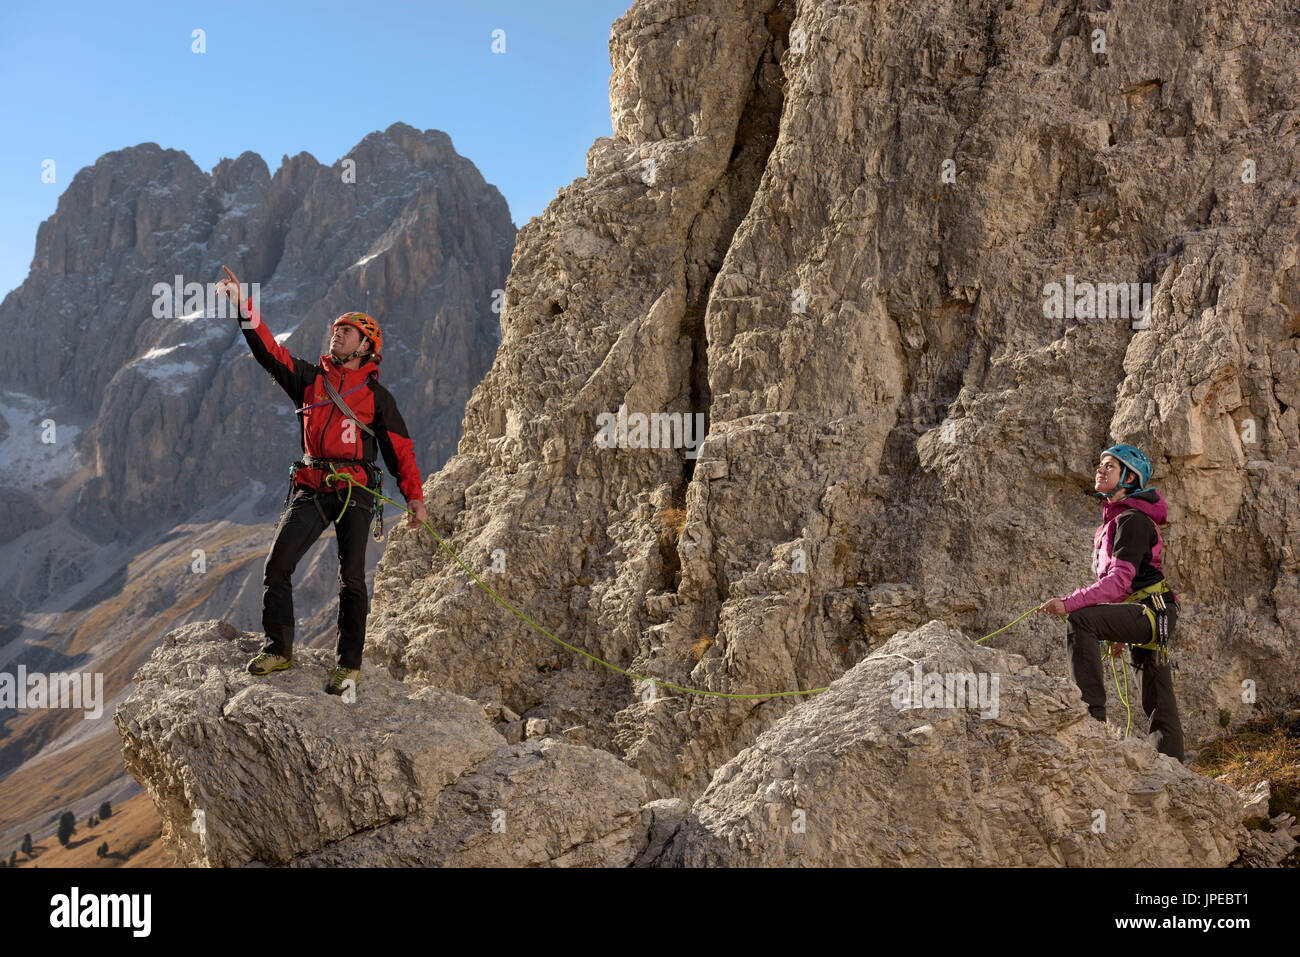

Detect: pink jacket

[1063,488,1176,613]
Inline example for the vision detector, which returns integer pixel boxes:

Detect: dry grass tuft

[656,506,687,537]
[689,635,715,662]
[1190,714,1300,822]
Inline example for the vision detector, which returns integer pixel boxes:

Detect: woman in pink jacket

[1039,444,1185,762]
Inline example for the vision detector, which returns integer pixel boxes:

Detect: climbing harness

[317,465,831,701]
[1097,579,1175,739]
[285,455,385,540]
[1117,579,1174,664]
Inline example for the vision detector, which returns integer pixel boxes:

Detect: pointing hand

[216,265,250,318]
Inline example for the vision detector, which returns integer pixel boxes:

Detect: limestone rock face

[115,621,649,867]
[657,622,1244,866]
[296,738,648,867]
[364,0,1300,809]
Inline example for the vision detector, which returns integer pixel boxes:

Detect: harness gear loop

[1117,578,1174,664]
[370,468,385,542]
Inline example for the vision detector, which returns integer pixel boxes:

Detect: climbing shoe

[326,666,360,696]
[248,652,291,675]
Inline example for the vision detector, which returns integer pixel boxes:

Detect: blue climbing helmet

[1098,443,1152,497]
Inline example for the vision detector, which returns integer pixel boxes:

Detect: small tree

[96,842,108,858]
[87,814,96,828]
[98,801,112,820]
[6,851,14,867]
[56,811,76,847]
[21,834,32,856]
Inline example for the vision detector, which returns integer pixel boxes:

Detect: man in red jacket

[216,267,426,695]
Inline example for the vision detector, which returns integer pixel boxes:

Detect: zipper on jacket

[318,377,337,455]
[338,368,352,457]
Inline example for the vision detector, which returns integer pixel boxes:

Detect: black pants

[1066,601,1185,762]
[261,485,373,670]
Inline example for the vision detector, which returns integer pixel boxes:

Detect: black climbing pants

[261,485,373,670]
[1066,601,1185,762]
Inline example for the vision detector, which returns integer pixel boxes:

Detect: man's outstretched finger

[219,266,240,301]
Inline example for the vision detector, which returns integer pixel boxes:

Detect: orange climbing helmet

[332,312,382,363]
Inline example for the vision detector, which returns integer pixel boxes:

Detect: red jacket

[235,296,424,504]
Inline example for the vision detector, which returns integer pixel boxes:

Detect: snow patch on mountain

[0,390,82,489]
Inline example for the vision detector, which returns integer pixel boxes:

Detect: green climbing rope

[322,469,353,522]
[973,606,1039,645]
[969,597,1139,738]
[322,467,829,700]
[972,605,1139,737]
[323,467,1058,701]
[1106,643,1135,737]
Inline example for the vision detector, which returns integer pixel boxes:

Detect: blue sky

[0,0,634,298]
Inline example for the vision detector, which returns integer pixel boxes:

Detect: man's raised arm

[216,265,316,405]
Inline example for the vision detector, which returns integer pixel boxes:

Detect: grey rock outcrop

[1238,780,1270,822]
[658,622,1244,866]
[297,737,647,867]
[119,619,1255,867]
[115,620,649,867]
[1236,813,1299,867]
